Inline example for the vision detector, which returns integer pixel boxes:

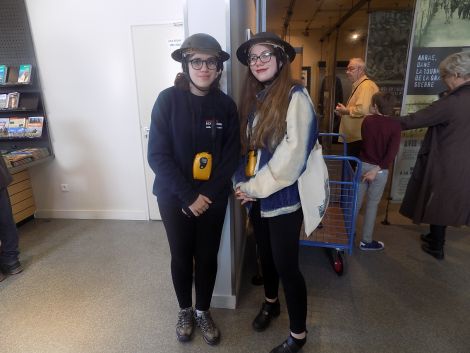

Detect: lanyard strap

[346,78,369,105]
[187,91,217,155]
[186,92,197,155]
[247,111,255,149]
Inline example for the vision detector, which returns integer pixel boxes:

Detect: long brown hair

[239,59,300,153]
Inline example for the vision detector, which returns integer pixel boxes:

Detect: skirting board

[34,209,148,220]
[211,294,237,309]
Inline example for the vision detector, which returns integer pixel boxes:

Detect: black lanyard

[247,111,255,150]
[186,91,216,155]
[347,78,370,105]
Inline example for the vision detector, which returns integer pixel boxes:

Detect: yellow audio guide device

[193,152,212,181]
[245,150,257,177]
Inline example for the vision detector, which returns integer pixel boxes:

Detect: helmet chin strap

[189,76,211,93]
[263,58,284,86]
[186,71,221,94]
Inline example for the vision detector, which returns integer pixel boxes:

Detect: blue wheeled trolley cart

[300,133,362,275]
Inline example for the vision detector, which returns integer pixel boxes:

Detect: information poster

[390,0,470,201]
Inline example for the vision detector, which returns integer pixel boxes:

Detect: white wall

[25,0,184,220]
[186,0,230,94]
[25,0,247,308]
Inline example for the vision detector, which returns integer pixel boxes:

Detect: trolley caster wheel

[325,248,344,276]
[333,252,344,276]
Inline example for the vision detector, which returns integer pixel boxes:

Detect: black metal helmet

[236,32,296,66]
[171,33,230,63]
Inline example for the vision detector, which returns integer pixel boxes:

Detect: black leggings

[250,202,307,334]
[158,199,227,311]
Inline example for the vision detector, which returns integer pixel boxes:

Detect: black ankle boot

[421,243,444,260]
[420,233,433,243]
[252,300,280,331]
[269,336,304,353]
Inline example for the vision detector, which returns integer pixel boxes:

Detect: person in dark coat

[147,33,240,345]
[399,51,470,260]
[0,156,23,281]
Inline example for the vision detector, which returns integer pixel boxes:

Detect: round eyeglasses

[248,51,273,66]
[189,58,218,70]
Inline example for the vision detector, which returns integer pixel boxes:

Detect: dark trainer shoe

[176,307,194,342]
[359,240,384,251]
[252,300,280,332]
[421,244,444,260]
[0,260,23,275]
[195,310,220,345]
[270,336,303,353]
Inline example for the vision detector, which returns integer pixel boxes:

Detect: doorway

[131,22,184,220]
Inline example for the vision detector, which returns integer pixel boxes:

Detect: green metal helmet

[236,31,296,66]
[171,33,230,63]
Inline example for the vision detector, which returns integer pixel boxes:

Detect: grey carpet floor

[1,205,469,353]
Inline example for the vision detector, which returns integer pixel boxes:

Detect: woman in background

[399,51,470,260]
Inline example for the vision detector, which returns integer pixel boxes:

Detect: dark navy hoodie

[147,86,240,209]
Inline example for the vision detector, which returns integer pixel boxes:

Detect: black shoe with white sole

[252,300,280,331]
[269,336,304,353]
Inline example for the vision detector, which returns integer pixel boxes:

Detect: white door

[132,23,184,220]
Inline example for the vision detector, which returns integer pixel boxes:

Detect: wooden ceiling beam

[281,0,297,39]
[303,0,326,36]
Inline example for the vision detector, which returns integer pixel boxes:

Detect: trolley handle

[318,133,347,156]
[323,154,362,186]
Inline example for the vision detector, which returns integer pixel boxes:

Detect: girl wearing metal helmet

[234,32,327,353]
[147,33,240,346]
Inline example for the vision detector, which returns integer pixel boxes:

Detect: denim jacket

[234,85,319,218]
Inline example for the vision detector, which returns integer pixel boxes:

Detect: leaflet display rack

[1,0,54,222]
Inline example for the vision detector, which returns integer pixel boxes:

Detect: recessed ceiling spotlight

[351,33,360,40]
